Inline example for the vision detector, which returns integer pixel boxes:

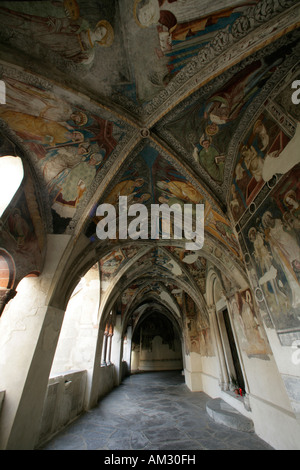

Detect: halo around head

[284,189,297,204]
[134,0,147,28]
[95,20,114,47]
[63,0,80,21]
[72,111,88,126]
[133,0,159,28]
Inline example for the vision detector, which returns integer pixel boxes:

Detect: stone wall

[96,364,116,401]
[131,311,183,372]
[37,370,87,448]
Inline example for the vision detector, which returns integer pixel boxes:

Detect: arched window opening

[50,264,100,376]
[0,249,15,289]
[0,156,24,217]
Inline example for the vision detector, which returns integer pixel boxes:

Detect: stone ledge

[206,398,254,433]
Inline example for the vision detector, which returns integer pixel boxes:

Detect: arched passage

[0,1,299,451]
[130,304,183,373]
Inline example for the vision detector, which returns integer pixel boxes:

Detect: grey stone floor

[40,371,273,451]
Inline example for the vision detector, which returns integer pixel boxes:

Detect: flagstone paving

[40,371,273,451]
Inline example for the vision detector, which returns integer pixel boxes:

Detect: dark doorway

[222,308,245,392]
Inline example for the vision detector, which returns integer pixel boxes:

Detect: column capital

[207,305,217,316]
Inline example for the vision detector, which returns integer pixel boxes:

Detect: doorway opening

[220,308,245,392]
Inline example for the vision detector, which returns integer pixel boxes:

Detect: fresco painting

[184,293,213,356]
[130,0,260,102]
[128,247,177,279]
[0,1,135,100]
[229,289,270,356]
[163,44,295,183]
[273,72,300,122]
[0,73,125,231]
[0,0,258,104]
[167,246,207,294]
[165,281,183,307]
[100,249,125,291]
[153,158,240,256]
[243,164,300,333]
[88,147,240,256]
[120,284,140,316]
[0,0,115,66]
[99,246,147,294]
[230,112,300,223]
[0,0,295,109]
[0,169,45,280]
[185,256,207,294]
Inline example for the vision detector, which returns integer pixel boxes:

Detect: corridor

[40,371,273,451]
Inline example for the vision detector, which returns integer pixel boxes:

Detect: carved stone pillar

[106,324,114,365]
[101,325,109,366]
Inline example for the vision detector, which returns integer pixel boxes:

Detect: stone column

[0,234,70,450]
[106,324,114,366]
[111,315,123,386]
[123,325,132,372]
[101,326,109,366]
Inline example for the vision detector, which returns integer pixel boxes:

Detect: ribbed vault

[0,0,299,360]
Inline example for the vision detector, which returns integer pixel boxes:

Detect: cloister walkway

[40,371,273,451]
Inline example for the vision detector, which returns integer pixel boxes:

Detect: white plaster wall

[139,359,183,371]
[201,356,220,398]
[240,330,300,450]
[184,352,220,396]
[0,234,70,450]
[250,395,300,450]
[131,347,140,371]
[220,338,300,449]
[263,327,300,416]
[217,322,300,450]
[51,276,100,375]
[50,267,100,410]
[183,320,300,449]
[184,352,203,391]
[132,336,183,372]
[139,336,183,371]
[243,355,293,412]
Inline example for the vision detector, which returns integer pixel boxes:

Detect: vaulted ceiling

[0,0,299,329]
